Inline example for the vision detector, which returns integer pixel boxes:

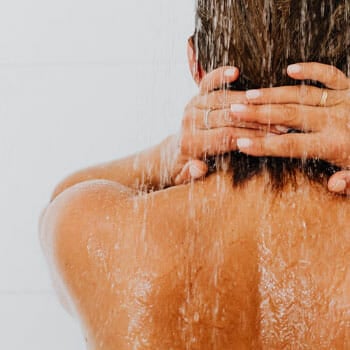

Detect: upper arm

[50,166,137,202]
[40,179,187,346]
[40,180,136,329]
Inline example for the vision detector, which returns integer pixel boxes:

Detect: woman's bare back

[41,171,350,349]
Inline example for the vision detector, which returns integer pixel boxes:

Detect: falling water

[124,1,350,348]
[49,1,350,349]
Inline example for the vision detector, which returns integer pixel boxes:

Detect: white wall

[0,1,196,348]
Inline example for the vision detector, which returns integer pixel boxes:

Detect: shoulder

[39,179,190,306]
[40,179,144,273]
[40,179,135,256]
[39,180,140,314]
[40,178,195,267]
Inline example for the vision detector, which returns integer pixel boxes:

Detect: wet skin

[41,168,350,349]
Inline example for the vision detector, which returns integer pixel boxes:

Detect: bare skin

[41,167,350,349]
[39,35,350,350]
[49,44,350,200]
[183,38,350,195]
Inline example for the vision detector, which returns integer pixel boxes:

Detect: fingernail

[246,90,261,99]
[287,64,302,74]
[189,164,204,178]
[224,68,237,77]
[231,104,247,112]
[275,125,290,133]
[237,138,253,148]
[329,179,347,192]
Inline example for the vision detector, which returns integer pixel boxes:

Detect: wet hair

[194,0,350,189]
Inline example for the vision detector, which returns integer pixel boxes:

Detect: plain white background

[0,1,196,348]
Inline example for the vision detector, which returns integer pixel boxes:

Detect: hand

[228,62,350,194]
[167,66,280,185]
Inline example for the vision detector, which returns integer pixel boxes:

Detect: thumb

[174,160,208,185]
[328,171,350,195]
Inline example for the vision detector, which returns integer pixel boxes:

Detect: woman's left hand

[327,171,350,195]
[230,62,350,195]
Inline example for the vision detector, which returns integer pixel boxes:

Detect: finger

[236,133,327,159]
[287,62,350,90]
[183,128,273,158]
[244,85,342,106]
[328,171,350,195]
[192,89,247,110]
[185,107,283,132]
[230,103,333,132]
[174,160,208,185]
[199,66,240,95]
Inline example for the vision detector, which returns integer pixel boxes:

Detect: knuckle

[329,90,343,105]
[190,95,202,108]
[222,109,232,123]
[217,129,235,150]
[256,106,270,123]
[182,108,196,129]
[181,113,191,130]
[298,85,313,102]
[283,105,297,123]
[210,91,225,108]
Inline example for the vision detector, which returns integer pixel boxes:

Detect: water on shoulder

[76,172,350,349]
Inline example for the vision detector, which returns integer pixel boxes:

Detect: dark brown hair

[194,0,350,189]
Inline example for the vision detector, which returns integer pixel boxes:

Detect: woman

[41,1,350,349]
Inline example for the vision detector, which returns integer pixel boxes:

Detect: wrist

[134,134,179,191]
[156,134,181,188]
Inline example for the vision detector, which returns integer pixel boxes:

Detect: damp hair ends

[195,0,348,189]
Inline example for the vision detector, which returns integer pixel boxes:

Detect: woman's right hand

[169,66,281,185]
